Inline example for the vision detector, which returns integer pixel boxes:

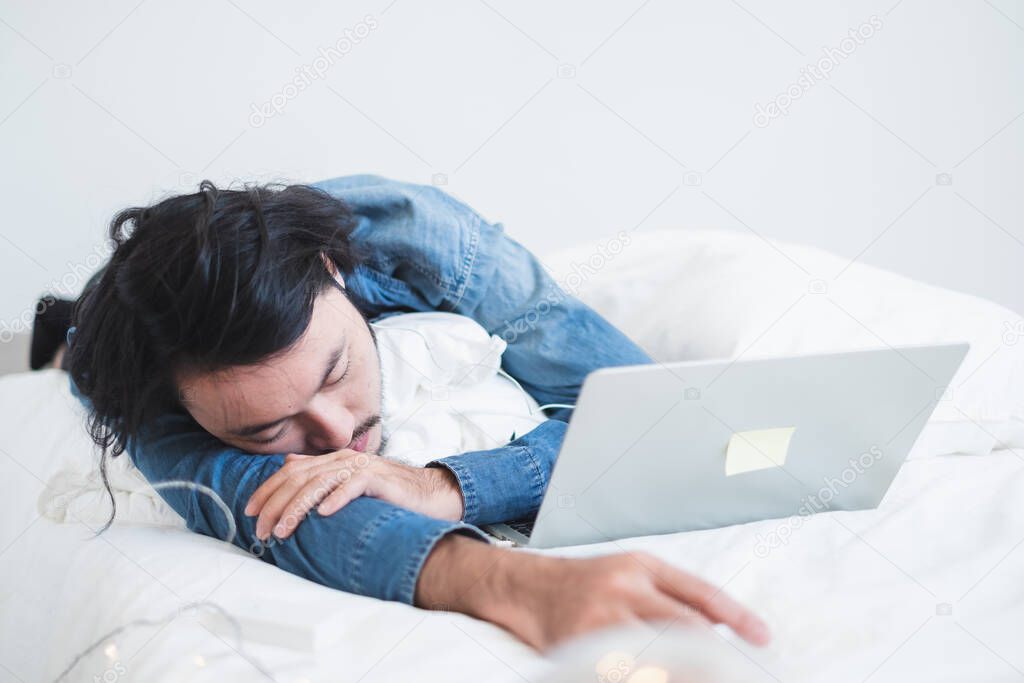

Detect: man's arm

[427,420,566,526]
[248,420,569,540]
[102,403,489,603]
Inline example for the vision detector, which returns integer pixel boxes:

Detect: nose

[303,393,355,453]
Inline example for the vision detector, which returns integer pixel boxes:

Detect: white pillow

[543,229,1024,455]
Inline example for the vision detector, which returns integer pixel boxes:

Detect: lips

[346,415,381,453]
[349,429,370,452]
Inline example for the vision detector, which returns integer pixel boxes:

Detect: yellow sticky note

[725,427,795,476]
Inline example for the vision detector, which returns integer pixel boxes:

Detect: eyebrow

[228,341,347,438]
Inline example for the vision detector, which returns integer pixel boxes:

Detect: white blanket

[2,229,1022,682]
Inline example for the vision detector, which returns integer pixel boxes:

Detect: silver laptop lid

[528,343,969,548]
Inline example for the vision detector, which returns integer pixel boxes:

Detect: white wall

[1,0,1021,340]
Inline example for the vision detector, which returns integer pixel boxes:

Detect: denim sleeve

[428,420,567,526]
[65,360,488,605]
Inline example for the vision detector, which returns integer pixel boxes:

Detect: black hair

[68,181,360,529]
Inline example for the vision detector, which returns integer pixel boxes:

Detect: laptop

[484,343,969,548]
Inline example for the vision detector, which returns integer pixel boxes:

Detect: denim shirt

[67,174,651,605]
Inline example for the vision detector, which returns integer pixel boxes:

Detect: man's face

[177,283,384,456]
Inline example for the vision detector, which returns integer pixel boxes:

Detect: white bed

[1,230,1022,683]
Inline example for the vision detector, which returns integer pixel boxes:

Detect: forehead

[178,287,358,428]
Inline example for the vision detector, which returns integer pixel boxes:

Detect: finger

[653,564,771,646]
[316,472,370,516]
[633,589,713,631]
[257,461,359,539]
[245,455,326,515]
[285,452,314,463]
[273,467,361,538]
[253,468,333,540]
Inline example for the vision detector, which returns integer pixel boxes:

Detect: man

[62,174,770,650]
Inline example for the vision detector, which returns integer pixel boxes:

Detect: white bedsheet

[4,404,1022,682]
[2,230,1022,682]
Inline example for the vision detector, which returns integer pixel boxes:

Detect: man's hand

[244,451,464,540]
[417,535,771,651]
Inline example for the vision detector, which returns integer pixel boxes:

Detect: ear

[320,252,346,289]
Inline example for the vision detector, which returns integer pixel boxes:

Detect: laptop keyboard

[506,515,536,538]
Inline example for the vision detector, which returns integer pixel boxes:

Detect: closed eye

[250,426,287,445]
[244,353,349,445]
[327,358,351,387]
